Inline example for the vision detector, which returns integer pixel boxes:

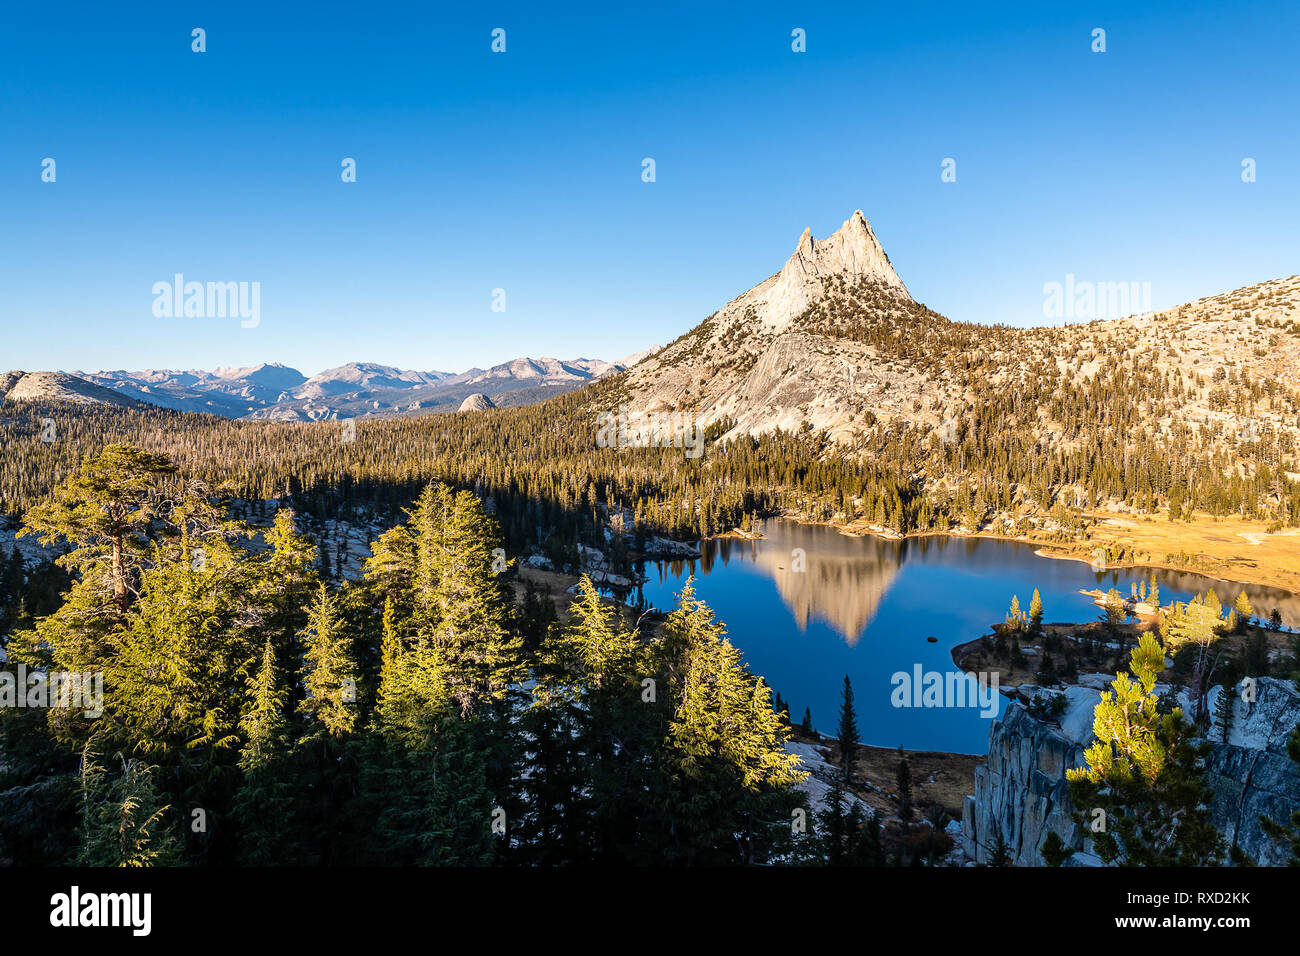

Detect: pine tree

[431,488,524,714]
[19,444,175,614]
[524,575,649,862]
[1234,591,1254,628]
[77,743,180,867]
[1041,830,1075,867]
[657,580,806,864]
[366,483,522,718]
[819,777,849,865]
[1066,633,1225,865]
[987,821,1010,867]
[1213,681,1236,744]
[374,595,409,733]
[232,638,300,864]
[1028,588,1044,634]
[896,750,914,822]
[1006,594,1025,631]
[836,675,860,782]
[300,583,356,739]
[240,637,288,772]
[107,508,253,766]
[368,710,498,866]
[257,509,318,713]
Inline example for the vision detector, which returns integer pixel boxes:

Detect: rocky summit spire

[780,210,910,298]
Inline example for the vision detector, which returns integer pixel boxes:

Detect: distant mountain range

[1,349,661,421]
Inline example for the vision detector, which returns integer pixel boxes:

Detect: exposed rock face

[746,210,911,335]
[616,208,1300,456]
[779,210,910,305]
[2,370,141,407]
[962,678,1300,866]
[962,685,1100,866]
[458,393,496,412]
[618,210,921,441]
[0,371,25,398]
[1201,680,1300,865]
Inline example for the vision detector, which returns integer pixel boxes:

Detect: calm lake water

[634,519,1299,754]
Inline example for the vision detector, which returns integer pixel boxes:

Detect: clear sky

[2,1,1297,376]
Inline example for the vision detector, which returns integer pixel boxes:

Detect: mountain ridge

[616,211,1300,455]
[3,348,664,421]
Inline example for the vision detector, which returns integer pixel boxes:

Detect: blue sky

[2,1,1297,375]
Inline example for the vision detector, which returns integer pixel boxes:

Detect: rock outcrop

[616,208,1300,458]
[2,370,141,407]
[963,678,1300,866]
[458,393,496,412]
[1201,680,1300,865]
[962,685,1101,866]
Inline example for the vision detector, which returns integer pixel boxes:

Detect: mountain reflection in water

[636,519,1297,753]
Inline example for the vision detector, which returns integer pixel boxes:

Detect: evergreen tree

[656,580,806,864]
[240,637,288,772]
[77,743,181,867]
[1234,591,1254,628]
[1213,681,1236,744]
[818,778,849,865]
[523,575,650,862]
[431,488,524,714]
[19,444,175,614]
[1028,588,1044,634]
[987,822,1010,867]
[232,638,300,864]
[896,749,914,822]
[836,675,860,782]
[1006,594,1025,631]
[301,583,356,739]
[1041,830,1075,867]
[1066,633,1225,865]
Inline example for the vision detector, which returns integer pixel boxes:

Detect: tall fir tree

[300,583,357,739]
[836,674,860,783]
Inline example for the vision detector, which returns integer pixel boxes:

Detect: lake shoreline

[740,510,1300,599]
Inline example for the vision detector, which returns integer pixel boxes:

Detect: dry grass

[1039,509,1300,595]
[787,725,980,821]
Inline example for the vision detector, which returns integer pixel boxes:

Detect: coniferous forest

[0,444,833,866]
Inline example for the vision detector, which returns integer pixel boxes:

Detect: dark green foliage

[1,447,818,867]
[818,779,885,866]
[836,675,859,782]
[896,750,913,822]
[1041,830,1075,867]
[1026,692,1068,724]
[987,822,1010,867]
